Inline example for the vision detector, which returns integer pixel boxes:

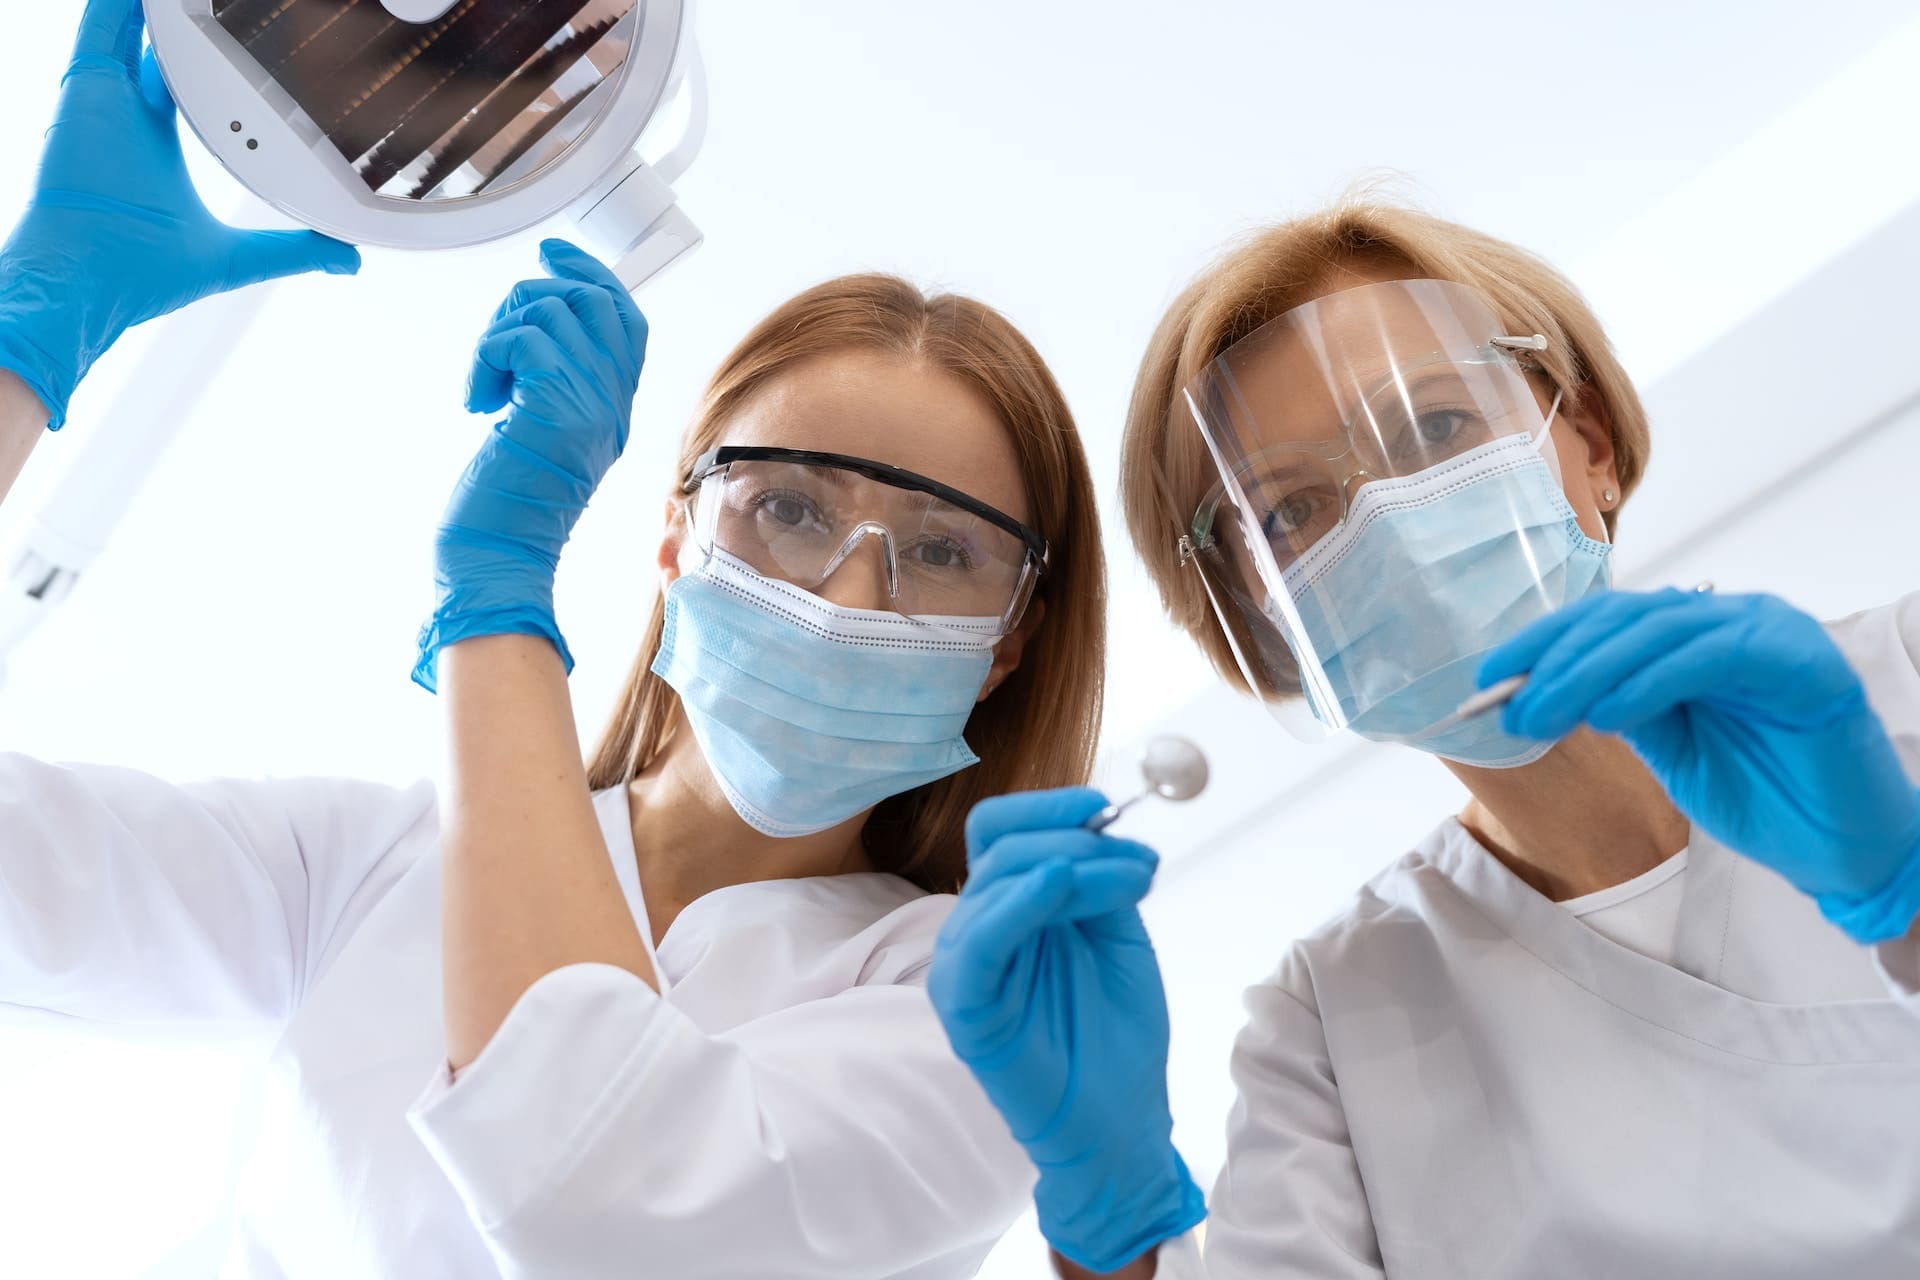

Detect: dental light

[0,0,707,675]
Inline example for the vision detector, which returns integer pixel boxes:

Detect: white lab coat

[1168,593,1920,1279]
[0,775,1032,1278]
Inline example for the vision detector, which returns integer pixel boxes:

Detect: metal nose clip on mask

[1086,736,1211,831]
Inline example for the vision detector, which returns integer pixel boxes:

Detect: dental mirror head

[1086,734,1210,831]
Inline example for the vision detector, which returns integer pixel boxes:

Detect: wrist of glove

[1034,1136,1208,1274]
[1815,807,1920,944]
[0,242,109,426]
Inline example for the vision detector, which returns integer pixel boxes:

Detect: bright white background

[3,2,1919,1276]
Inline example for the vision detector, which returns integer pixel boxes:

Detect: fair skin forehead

[715,349,1032,526]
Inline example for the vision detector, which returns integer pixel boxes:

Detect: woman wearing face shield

[0,5,1105,1275]
[929,200,1920,1278]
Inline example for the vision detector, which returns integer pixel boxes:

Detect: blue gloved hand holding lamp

[414,239,647,691]
[0,0,359,429]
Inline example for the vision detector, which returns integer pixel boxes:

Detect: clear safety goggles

[1177,278,1580,742]
[682,446,1049,637]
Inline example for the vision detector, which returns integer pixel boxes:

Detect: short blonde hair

[1120,199,1649,694]
[588,275,1106,894]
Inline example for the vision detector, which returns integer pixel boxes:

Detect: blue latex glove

[0,0,359,428]
[413,239,647,692]
[1483,588,1920,942]
[929,788,1207,1273]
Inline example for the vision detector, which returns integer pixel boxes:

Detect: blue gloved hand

[413,239,647,692]
[929,788,1207,1273]
[0,0,360,428]
[1483,589,1920,942]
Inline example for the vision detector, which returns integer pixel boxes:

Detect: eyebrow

[793,463,855,488]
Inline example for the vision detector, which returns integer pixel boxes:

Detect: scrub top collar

[1418,817,1920,1065]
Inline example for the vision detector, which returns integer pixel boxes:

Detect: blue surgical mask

[652,550,998,837]
[1278,433,1612,767]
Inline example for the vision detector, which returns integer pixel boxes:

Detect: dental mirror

[1086,734,1210,831]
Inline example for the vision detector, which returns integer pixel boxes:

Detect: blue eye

[1416,409,1473,445]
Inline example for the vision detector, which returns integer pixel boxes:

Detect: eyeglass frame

[680,445,1052,634]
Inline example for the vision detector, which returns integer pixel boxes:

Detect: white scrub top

[0,774,1031,1278]
[1168,592,1920,1279]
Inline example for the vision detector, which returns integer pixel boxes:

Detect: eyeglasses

[682,446,1049,635]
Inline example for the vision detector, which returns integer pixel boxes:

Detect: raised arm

[0,0,356,501]
[413,241,658,1071]
[0,372,44,501]
[0,755,433,1038]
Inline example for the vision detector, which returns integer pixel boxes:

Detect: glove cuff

[0,324,78,431]
[413,606,575,694]
[1035,1143,1208,1275]
[1817,819,1920,944]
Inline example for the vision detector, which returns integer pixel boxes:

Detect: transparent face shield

[1179,278,1612,755]
[682,447,1048,638]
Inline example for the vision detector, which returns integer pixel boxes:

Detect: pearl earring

[1602,488,1616,506]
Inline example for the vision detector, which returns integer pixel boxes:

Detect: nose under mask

[652,550,999,837]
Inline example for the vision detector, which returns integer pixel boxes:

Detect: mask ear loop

[1532,386,1565,451]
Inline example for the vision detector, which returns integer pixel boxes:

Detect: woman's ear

[658,496,688,589]
[1562,384,1619,497]
[978,597,1046,704]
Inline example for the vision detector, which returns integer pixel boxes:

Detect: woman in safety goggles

[0,6,1103,1273]
[930,200,1920,1278]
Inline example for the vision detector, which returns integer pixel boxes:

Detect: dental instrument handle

[1084,734,1210,832]
[1085,794,1144,832]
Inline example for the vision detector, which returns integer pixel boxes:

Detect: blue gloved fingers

[70,0,144,78]
[968,827,1158,892]
[1500,588,1706,701]
[938,855,1156,1018]
[1477,587,1624,688]
[1058,857,1159,922]
[937,861,1075,1014]
[540,237,649,354]
[497,294,619,384]
[226,229,362,287]
[138,46,174,113]
[468,321,572,414]
[1504,594,1733,740]
[490,278,630,377]
[1474,587,1689,690]
[465,295,604,415]
[1584,621,1775,734]
[965,788,1112,857]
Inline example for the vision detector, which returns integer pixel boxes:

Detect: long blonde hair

[588,274,1107,894]
[1121,198,1651,694]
